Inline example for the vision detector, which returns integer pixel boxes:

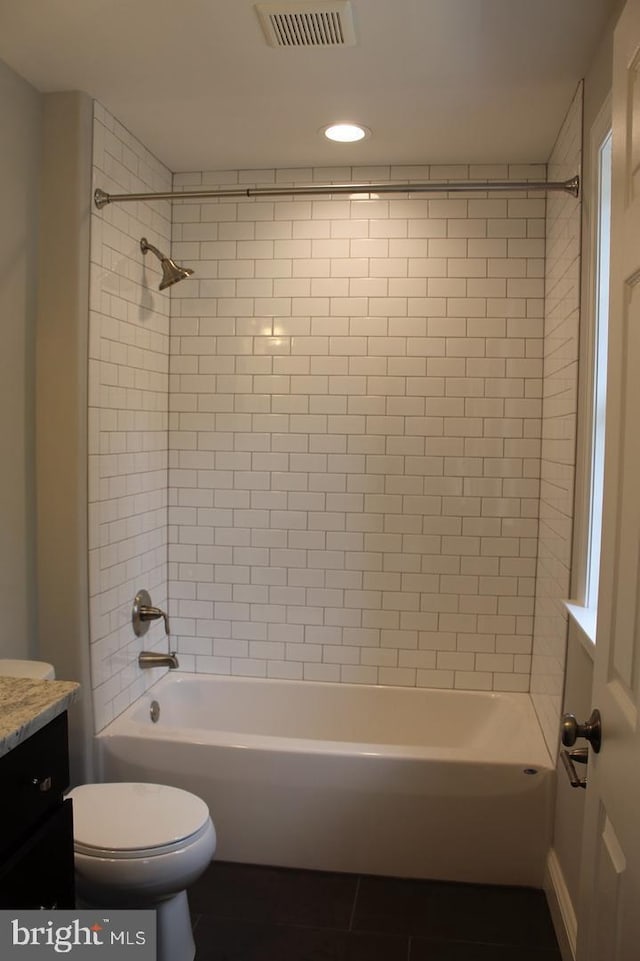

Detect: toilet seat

[68,783,211,858]
[74,818,213,860]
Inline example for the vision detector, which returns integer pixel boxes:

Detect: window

[568,116,611,647]
[585,130,611,616]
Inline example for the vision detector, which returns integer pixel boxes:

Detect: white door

[576,1,640,958]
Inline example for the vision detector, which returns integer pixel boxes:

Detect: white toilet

[68,782,216,961]
[0,660,214,961]
[0,658,55,679]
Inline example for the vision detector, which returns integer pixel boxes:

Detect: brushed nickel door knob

[561,708,602,753]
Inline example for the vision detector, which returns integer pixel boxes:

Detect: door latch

[560,748,589,789]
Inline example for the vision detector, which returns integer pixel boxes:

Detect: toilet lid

[68,783,210,854]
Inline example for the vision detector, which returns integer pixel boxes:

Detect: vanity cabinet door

[0,712,70,854]
[0,800,75,908]
[0,712,75,908]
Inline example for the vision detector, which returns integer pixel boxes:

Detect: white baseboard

[544,848,577,961]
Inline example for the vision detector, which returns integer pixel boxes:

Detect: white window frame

[585,130,611,609]
[567,95,612,650]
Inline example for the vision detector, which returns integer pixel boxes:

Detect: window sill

[564,601,596,658]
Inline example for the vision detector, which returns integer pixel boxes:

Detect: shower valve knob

[139,605,170,636]
[132,589,170,637]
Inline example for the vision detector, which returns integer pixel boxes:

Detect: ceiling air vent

[255,1,356,47]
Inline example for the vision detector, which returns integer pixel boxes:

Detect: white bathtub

[97,673,554,886]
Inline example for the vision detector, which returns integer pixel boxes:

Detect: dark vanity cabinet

[0,712,75,908]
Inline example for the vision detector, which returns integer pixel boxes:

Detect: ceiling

[0,0,618,173]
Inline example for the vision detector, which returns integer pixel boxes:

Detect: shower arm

[140,237,164,260]
[94,175,580,208]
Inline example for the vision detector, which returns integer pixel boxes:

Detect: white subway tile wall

[531,85,582,752]
[89,103,172,731]
[168,164,548,690]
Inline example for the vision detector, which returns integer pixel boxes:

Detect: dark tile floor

[190,861,562,961]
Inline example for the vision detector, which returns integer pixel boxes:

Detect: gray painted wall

[0,63,94,780]
[0,59,42,659]
[36,91,95,782]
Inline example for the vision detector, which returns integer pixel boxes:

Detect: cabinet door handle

[32,776,52,792]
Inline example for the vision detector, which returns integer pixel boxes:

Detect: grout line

[348,875,361,932]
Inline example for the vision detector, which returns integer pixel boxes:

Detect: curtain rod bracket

[94,188,110,209]
[566,175,580,198]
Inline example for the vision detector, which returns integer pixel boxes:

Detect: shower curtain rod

[94,175,579,208]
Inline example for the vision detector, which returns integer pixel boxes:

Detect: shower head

[140,237,194,290]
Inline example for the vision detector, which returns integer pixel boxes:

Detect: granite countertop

[0,677,80,758]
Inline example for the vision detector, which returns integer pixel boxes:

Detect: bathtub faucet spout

[138,651,180,669]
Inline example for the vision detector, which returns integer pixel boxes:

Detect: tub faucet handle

[132,589,170,637]
[140,604,170,635]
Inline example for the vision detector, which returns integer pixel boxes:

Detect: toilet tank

[0,659,55,680]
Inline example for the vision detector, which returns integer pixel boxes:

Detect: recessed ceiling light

[322,123,370,143]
